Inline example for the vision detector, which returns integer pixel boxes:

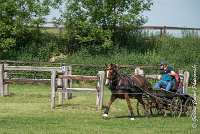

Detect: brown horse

[103,63,152,120]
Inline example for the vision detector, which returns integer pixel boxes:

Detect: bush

[3,29,200,84]
[54,31,200,83]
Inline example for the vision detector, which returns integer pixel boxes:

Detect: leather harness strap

[132,75,143,88]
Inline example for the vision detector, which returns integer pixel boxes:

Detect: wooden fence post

[98,71,105,110]
[183,71,189,94]
[96,81,100,106]
[163,26,166,35]
[57,74,63,105]
[4,64,8,95]
[64,66,72,100]
[51,70,56,109]
[0,64,4,97]
[134,67,144,76]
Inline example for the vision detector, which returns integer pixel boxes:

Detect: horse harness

[108,73,136,92]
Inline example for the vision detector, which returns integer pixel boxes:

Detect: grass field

[0,84,199,134]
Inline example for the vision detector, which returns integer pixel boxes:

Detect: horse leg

[135,94,149,117]
[103,94,116,119]
[124,94,135,120]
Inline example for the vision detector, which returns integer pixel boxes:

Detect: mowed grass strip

[0,84,199,134]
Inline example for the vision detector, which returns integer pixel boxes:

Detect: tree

[62,0,153,52]
[0,0,62,59]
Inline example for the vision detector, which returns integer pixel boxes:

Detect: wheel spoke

[184,98,194,117]
[170,97,182,118]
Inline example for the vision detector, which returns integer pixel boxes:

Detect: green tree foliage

[0,0,62,59]
[63,0,153,52]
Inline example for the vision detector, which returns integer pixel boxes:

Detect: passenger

[154,61,176,91]
[174,73,183,93]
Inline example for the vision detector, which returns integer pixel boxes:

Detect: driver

[154,61,176,91]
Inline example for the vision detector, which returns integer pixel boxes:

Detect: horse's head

[105,63,118,85]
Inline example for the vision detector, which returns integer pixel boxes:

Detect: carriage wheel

[137,101,160,117]
[149,102,159,116]
[156,103,166,116]
[170,97,182,118]
[184,98,195,117]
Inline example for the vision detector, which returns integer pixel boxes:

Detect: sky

[143,0,200,28]
[46,0,200,32]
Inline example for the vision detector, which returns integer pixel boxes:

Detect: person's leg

[154,80,167,89]
[165,80,175,91]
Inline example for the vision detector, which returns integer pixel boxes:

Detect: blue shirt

[160,67,173,81]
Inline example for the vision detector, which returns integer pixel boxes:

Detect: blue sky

[143,0,200,28]
[47,0,200,28]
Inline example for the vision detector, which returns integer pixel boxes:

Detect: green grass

[0,84,199,134]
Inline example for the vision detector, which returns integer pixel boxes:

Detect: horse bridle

[105,68,122,88]
[105,67,117,80]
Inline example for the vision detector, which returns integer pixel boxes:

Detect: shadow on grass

[3,93,15,97]
[114,113,176,119]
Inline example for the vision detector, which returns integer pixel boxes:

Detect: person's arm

[166,67,176,77]
[157,75,161,80]
[169,70,176,77]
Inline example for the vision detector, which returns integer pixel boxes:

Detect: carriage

[136,89,195,118]
[103,63,195,120]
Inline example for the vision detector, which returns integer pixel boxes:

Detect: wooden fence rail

[5,66,61,72]
[41,22,200,35]
[0,60,159,70]
[4,78,51,84]
[58,75,99,80]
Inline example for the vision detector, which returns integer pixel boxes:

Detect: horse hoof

[130,118,135,121]
[103,114,108,119]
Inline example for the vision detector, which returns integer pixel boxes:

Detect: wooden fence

[0,64,61,97]
[141,26,200,35]
[0,62,190,110]
[41,22,200,35]
[0,63,105,110]
[51,68,105,110]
